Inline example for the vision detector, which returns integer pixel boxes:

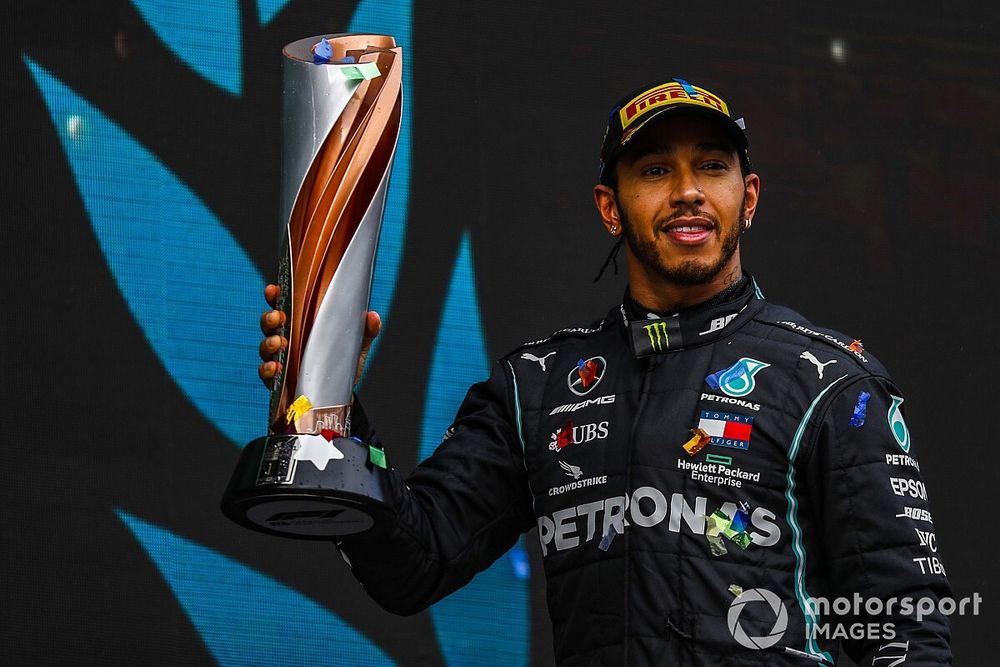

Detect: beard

[619,192,745,286]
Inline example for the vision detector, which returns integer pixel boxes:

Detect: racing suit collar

[619,273,763,357]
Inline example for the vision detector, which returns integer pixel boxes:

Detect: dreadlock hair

[593,235,625,283]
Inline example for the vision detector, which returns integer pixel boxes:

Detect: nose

[670,167,705,209]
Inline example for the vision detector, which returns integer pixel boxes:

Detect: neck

[626,254,743,312]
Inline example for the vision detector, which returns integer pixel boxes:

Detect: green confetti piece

[729,584,744,597]
[732,532,753,550]
[369,445,387,469]
[707,533,728,557]
[341,62,381,80]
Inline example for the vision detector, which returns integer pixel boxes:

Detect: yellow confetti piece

[682,427,711,456]
[729,584,744,597]
[286,394,313,424]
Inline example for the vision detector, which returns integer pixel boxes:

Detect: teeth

[672,226,706,233]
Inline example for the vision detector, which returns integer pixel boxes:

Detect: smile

[661,217,716,245]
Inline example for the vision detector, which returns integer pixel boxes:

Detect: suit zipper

[623,355,659,664]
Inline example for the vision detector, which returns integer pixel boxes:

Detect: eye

[701,160,727,171]
[641,165,668,177]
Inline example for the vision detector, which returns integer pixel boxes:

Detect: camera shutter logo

[727,587,788,650]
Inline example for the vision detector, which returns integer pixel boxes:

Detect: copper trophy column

[222,34,402,539]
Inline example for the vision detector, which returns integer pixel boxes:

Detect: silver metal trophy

[222,34,402,539]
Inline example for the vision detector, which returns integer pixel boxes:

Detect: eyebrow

[630,142,736,159]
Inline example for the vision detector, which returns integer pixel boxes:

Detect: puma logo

[800,351,838,379]
[521,351,556,371]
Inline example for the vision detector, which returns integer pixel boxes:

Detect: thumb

[355,311,382,385]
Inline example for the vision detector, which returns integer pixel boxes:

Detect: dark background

[3,0,996,664]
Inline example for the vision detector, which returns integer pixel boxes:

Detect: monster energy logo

[644,321,670,351]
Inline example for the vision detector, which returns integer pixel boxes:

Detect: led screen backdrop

[3,1,997,664]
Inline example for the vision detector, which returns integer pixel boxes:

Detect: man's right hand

[257,284,381,387]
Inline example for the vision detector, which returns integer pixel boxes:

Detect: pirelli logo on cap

[619,82,731,129]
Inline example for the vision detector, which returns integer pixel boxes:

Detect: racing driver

[258,78,952,665]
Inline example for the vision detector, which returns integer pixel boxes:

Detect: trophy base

[221,434,395,539]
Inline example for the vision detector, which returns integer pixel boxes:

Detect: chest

[521,341,810,551]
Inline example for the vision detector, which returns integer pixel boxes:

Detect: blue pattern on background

[350,0,412,373]
[418,232,530,665]
[131,0,243,95]
[256,0,291,25]
[116,510,394,667]
[24,57,265,446]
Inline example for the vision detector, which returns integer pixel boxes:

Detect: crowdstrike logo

[727,588,788,650]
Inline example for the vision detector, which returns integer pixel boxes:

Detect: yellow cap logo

[619,82,731,130]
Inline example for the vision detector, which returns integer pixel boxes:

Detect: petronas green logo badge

[705,357,770,398]
[888,395,910,452]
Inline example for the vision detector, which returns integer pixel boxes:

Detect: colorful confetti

[286,394,312,424]
[682,427,712,456]
[850,390,871,427]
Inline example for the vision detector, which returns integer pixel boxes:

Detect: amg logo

[549,394,616,415]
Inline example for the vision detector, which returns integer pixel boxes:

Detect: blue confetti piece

[705,364,746,391]
[673,77,699,98]
[577,358,586,370]
[730,509,749,533]
[599,525,618,551]
[850,391,871,427]
[313,38,332,64]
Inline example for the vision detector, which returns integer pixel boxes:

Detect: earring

[611,225,618,234]
[743,218,753,232]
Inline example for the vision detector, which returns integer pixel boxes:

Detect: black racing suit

[341,277,952,665]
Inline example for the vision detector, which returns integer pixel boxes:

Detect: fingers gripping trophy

[222,34,402,539]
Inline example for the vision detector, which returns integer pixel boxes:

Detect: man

[258,79,952,665]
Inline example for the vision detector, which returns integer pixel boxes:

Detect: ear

[742,173,761,223]
[593,184,622,236]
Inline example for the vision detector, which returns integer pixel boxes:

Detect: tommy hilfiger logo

[697,410,754,450]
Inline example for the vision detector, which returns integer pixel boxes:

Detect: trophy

[221,34,402,539]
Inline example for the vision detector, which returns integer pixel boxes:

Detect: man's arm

[257,285,534,613]
[807,377,952,665]
[336,360,535,615]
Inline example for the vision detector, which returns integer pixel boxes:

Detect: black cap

[598,78,750,185]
